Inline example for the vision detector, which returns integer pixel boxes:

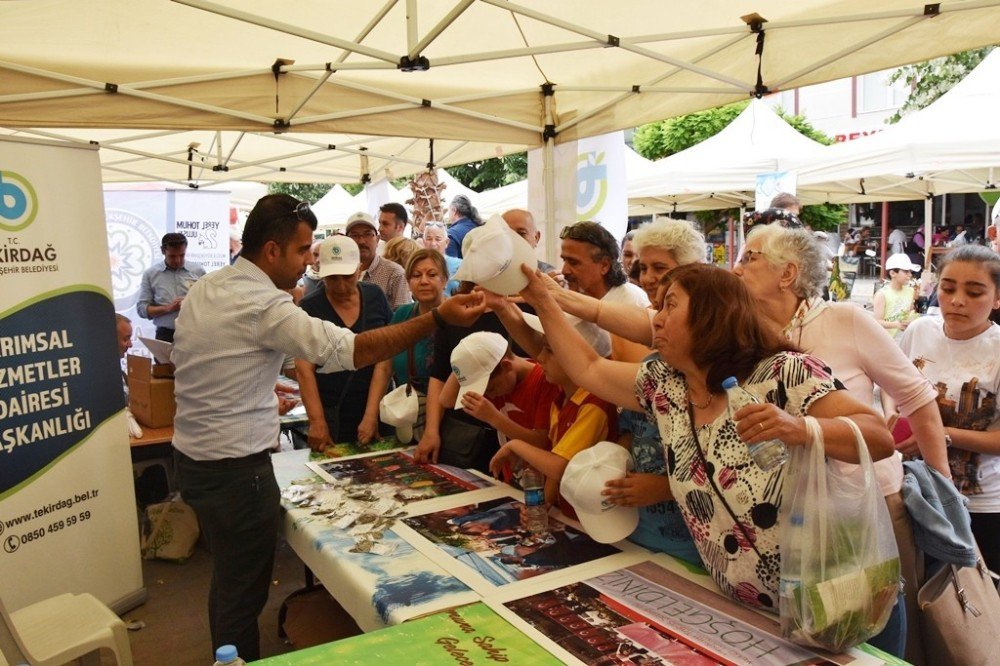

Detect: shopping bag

[779,416,900,652]
[141,493,199,563]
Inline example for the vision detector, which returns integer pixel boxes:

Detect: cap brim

[455,374,491,405]
[318,263,359,277]
[395,424,414,444]
[573,504,639,544]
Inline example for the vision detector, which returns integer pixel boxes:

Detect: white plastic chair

[0,592,133,665]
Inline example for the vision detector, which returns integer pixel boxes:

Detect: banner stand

[0,135,144,614]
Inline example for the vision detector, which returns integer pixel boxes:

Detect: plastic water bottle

[721,376,788,471]
[521,466,549,535]
[213,645,246,666]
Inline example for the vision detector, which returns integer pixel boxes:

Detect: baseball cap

[453,215,537,295]
[380,384,419,443]
[885,253,920,273]
[345,211,377,234]
[450,332,508,404]
[317,235,361,277]
[559,441,638,544]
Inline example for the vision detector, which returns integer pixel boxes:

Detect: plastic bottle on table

[213,645,246,666]
[721,376,788,472]
[521,466,549,535]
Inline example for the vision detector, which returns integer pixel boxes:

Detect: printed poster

[498,561,855,666]
[254,602,561,665]
[0,136,143,612]
[307,449,492,504]
[395,495,636,596]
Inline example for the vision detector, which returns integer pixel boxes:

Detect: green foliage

[887,46,996,123]
[634,101,844,231]
[267,182,335,203]
[446,153,528,192]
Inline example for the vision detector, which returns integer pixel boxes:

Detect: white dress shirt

[172,258,356,460]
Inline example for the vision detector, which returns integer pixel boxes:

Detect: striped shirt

[172,258,356,460]
[361,254,411,309]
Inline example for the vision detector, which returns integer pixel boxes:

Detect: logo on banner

[105,209,160,311]
[577,151,608,220]
[0,170,39,232]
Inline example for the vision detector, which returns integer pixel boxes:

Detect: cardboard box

[127,354,176,428]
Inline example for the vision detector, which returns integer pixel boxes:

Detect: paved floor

[108,539,304,665]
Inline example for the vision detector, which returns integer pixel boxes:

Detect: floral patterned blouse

[635,352,839,611]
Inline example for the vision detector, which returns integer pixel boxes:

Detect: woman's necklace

[688,390,713,410]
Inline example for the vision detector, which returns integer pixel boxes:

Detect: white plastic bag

[779,416,900,652]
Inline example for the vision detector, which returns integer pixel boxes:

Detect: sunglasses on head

[293,201,317,226]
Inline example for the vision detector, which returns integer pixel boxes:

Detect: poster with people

[0,136,143,611]
[395,495,638,596]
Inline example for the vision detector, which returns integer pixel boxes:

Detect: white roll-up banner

[0,136,144,613]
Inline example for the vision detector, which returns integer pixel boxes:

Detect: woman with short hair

[388,249,451,442]
[733,223,949,659]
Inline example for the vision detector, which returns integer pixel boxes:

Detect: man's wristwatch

[431,307,447,328]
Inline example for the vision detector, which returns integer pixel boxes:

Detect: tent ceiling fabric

[2,0,999,184]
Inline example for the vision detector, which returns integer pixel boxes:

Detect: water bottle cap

[215,645,238,662]
[721,376,738,389]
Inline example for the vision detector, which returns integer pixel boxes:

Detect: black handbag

[437,410,496,472]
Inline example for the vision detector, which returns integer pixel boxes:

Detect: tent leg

[924,196,934,271]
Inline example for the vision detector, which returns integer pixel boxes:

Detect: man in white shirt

[887,222,908,255]
[172,194,484,661]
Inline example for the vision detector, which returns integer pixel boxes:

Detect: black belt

[175,449,271,469]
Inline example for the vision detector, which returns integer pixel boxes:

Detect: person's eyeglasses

[739,249,768,265]
[348,230,377,239]
[294,201,317,225]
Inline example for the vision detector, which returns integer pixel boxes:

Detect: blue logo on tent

[0,170,39,232]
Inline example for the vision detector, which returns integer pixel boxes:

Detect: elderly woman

[732,224,949,660]
[612,219,708,563]
[520,262,893,614]
[421,221,461,295]
[296,235,393,449]
[389,249,451,442]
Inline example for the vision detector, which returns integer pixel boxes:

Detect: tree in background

[887,46,995,123]
[267,182,335,202]
[446,153,527,192]
[632,101,845,232]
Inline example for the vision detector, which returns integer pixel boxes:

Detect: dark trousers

[155,326,175,343]
[175,451,280,662]
[970,511,1000,575]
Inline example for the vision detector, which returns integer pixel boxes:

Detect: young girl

[898,245,1000,572]
[874,253,919,338]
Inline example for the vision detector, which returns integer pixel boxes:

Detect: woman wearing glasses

[732,224,949,660]
[422,221,461,295]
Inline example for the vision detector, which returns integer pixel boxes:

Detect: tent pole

[924,196,934,271]
[543,92,557,266]
[880,201,889,280]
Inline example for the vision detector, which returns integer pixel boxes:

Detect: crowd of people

[154,189,999,664]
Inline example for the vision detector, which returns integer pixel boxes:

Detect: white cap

[345,211,377,233]
[453,214,537,295]
[318,235,361,277]
[559,441,638,544]
[380,385,419,443]
[450,332,508,404]
[885,253,920,273]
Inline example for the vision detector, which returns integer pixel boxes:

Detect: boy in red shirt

[442,332,562,481]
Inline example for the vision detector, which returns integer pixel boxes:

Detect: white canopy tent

[793,48,1000,204]
[3,0,999,259]
[625,99,829,213]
